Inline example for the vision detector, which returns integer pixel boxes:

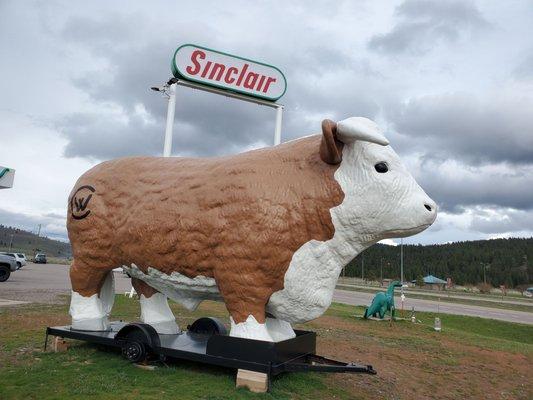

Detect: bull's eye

[374,162,388,173]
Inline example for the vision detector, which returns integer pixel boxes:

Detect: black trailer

[45,318,375,389]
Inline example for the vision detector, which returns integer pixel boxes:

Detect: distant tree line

[344,238,532,289]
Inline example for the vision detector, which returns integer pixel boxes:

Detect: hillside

[0,225,71,258]
[345,238,533,289]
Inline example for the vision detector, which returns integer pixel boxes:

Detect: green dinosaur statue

[363,280,402,319]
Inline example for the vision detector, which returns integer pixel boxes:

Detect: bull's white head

[320,117,437,244]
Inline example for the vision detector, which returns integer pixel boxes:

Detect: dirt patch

[0,288,70,304]
[309,315,531,400]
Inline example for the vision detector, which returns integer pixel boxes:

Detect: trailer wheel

[122,340,147,363]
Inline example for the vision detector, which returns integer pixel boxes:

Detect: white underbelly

[122,264,221,310]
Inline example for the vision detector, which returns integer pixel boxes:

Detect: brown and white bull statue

[67,117,437,341]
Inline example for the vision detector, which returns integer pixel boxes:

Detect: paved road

[1,264,532,325]
[334,289,533,325]
[337,283,533,306]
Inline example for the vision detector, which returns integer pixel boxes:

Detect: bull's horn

[336,117,389,146]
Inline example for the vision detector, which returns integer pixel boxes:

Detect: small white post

[274,105,283,146]
[163,83,177,157]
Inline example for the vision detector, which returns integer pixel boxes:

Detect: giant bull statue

[67,117,437,341]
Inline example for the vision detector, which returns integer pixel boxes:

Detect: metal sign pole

[163,83,177,157]
[156,78,284,157]
[274,106,283,146]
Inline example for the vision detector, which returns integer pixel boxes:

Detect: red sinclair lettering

[224,67,238,84]
[209,63,225,81]
[236,64,248,86]
[185,50,277,94]
[185,50,204,75]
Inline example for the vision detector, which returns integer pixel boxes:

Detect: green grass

[1,296,532,399]
[0,298,355,400]
[1,346,337,400]
[328,302,533,354]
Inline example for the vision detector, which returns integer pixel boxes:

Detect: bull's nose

[423,199,437,215]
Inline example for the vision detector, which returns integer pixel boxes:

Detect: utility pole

[361,253,365,281]
[380,257,383,283]
[37,224,41,237]
[480,262,490,284]
[400,238,404,284]
[8,234,14,251]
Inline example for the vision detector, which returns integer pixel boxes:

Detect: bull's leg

[69,260,114,331]
[132,278,179,334]
[265,317,296,342]
[216,278,273,341]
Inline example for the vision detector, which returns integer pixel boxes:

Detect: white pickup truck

[0,253,18,282]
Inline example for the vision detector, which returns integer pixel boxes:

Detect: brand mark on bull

[70,185,95,220]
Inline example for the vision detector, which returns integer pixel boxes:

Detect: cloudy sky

[1,0,532,244]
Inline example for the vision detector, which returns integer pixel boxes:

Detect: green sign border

[0,168,10,179]
[171,44,287,102]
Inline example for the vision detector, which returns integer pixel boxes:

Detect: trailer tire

[116,323,159,364]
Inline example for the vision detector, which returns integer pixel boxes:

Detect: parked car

[0,253,17,282]
[17,253,27,265]
[34,253,47,264]
[0,252,27,269]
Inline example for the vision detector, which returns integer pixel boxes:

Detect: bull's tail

[100,271,115,316]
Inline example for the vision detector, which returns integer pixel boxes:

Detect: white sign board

[171,44,287,101]
[0,166,15,189]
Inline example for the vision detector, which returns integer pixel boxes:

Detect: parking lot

[0,263,132,304]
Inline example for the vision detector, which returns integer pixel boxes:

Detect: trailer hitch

[282,354,377,374]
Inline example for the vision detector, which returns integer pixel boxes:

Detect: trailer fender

[188,317,228,336]
[115,323,161,349]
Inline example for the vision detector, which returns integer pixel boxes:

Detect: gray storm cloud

[1,0,533,243]
[368,0,490,55]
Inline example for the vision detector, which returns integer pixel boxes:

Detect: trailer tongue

[45,318,375,390]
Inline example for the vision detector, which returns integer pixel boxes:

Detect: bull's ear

[336,117,389,146]
[320,119,343,165]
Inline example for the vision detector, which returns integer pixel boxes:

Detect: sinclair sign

[171,44,287,101]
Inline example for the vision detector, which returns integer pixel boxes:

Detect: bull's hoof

[230,315,273,342]
[265,318,295,342]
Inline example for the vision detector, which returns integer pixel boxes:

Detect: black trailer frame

[45,319,375,386]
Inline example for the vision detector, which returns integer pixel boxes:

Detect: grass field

[1,296,531,399]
